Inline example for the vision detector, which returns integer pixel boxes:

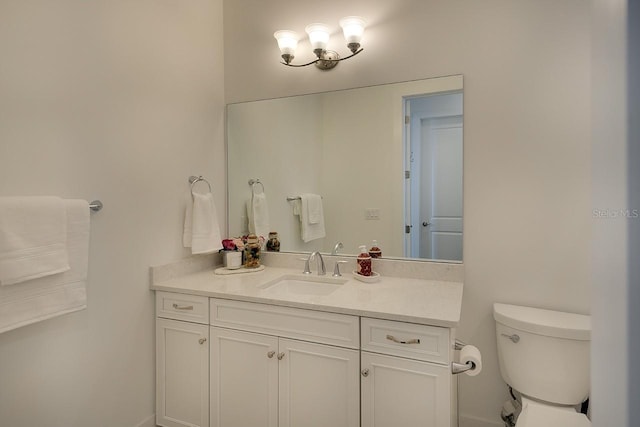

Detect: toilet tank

[493,303,591,406]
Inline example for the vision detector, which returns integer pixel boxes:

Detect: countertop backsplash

[150,251,463,286]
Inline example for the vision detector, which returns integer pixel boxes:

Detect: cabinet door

[210,327,279,427]
[361,352,451,427]
[279,338,360,427]
[156,318,209,427]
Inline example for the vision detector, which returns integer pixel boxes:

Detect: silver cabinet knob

[267,351,276,359]
[361,368,370,377]
[277,352,285,360]
[199,338,207,345]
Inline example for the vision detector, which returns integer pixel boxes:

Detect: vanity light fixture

[273,16,366,70]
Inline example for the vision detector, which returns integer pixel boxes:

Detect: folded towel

[247,192,270,239]
[184,192,222,255]
[299,193,325,242]
[0,196,71,286]
[306,194,322,224]
[0,199,89,333]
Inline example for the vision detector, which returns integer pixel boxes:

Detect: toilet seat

[516,400,591,427]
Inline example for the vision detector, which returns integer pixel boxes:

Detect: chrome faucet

[331,241,344,255]
[303,251,326,276]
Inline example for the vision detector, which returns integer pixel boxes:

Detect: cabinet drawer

[210,298,359,349]
[361,317,450,364]
[156,291,209,324]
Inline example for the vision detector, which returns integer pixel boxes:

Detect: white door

[361,352,451,427]
[419,116,463,261]
[156,318,209,427]
[210,327,278,427]
[279,338,360,427]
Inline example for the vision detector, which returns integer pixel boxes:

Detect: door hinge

[405,225,412,234]
[405,115,410,124]
[405,170,410,179]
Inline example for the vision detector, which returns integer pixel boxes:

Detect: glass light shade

[339,16,366,44]
[273,30,299,56]
[305,23,331,51]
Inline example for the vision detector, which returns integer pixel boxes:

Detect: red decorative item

[357,245,372,276]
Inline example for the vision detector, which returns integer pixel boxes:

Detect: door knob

[422,222,431,227]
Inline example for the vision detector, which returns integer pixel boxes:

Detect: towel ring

[248,178,265,194]
[189,175,212,196]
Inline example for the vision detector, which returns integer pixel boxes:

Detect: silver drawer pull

[386,334,420,345]
[172,303,194,311]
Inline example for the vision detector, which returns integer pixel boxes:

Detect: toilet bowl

[515,397,590,427]
[493,303,592,427]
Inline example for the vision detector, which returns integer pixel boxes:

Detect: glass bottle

[266,231,280,252]
[244,234,261,268]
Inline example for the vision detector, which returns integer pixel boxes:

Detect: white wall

[0,1,225,426]
[224,1,591,425]
[591,0,635,426]
[227,95,325,253]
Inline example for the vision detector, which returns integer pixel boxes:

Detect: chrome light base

[315,50,340,70]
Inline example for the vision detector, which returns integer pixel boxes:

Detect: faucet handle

[333,260,348,277]
[299,257,312,274]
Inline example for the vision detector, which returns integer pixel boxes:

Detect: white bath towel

[300,193,325,242]
[184,192,222,255]
[0,196,71,286]
[0,199,90,333]
[247,192,270,239]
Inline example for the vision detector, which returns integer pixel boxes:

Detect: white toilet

[493,303,591,427]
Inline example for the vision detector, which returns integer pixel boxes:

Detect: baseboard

[459,413,504,427]
[133,414,156,427]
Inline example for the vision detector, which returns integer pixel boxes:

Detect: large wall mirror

[227,74,463,262]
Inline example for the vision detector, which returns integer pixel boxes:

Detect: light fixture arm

[280,47,363,70]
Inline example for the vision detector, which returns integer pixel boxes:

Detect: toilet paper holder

[451,339,479,375]
[452,360,476,375]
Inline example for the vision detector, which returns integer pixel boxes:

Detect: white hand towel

[187,192,222,255]
[300,193,325,242]
[0,196,71,286]
[183,193,194,248]
[247,192,270,239]
[0,199,89,333]
[306,194,323,224]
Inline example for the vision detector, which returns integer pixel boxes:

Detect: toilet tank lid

[493,303,591,340]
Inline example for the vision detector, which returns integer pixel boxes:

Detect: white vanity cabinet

[209,298,360,427]
[154,288,460,427]
[360,317,454,427]
[156,292,210,427]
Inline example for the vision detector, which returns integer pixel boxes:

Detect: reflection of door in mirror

[405,93,463,261]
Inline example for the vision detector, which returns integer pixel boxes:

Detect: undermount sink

[259,274,347,297]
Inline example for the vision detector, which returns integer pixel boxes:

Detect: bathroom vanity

[151,257,463,427]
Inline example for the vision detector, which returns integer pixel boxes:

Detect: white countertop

[151,265,463,327]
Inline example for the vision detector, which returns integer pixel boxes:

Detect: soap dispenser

[357,245,372,276]
[369,240,382,258]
